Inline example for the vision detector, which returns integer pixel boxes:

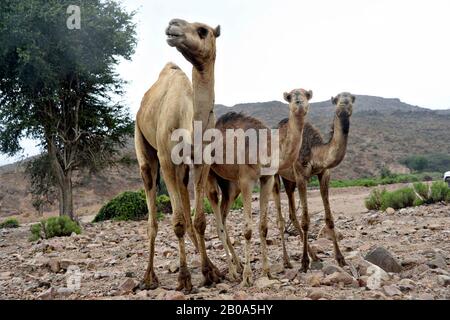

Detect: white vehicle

[444,171,450,187]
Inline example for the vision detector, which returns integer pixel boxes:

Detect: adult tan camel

[135,19,221,292]
[273,92,356,273]
[206,89,312,286]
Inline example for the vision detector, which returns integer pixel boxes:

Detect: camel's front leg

[193,164,222,286]
[296,176,310,273]
[273,175,292,269]
[318,170,346,267]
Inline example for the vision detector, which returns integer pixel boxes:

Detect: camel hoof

[141,271,159,290]
[227,265,241,282]
[300,258,310,273]
[202,261,222,287]
[284,260,293,269]
[176,266,193,293]
[240,276,253,288]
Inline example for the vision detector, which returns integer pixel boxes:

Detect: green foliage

[380,167,395,179]
[430,181,450,203]
[29,216,81,241]
[401,154,450,173]
[380,187,417,210]
[0,218,20,229]
[413,182,430,202]
[25,155,57,213]
[364,189,385,210]
[94,190,171,222]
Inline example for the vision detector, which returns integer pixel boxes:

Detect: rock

[94,271,110,279]
[37,287,56,300]
[306,273,323,287]
[118,278,138,294]
[86,243,103,249]
[322,271,355,286]
[168,262,179,273]
[383,285,402,297]
[59,259,77,270]
[322,264,344,276]
[283,269,298,281]
[310,260,323,270]
[56,287,74,297]
[386,207,395,215]
[164,291,186,300]
[366,264,390,290]
[136,290,148,298]
[270,263,284,274]
[365,247,402,273]
[0,272,13,280]
[47,259,60,273]
[427,255,447,270]
[318,226,343,241]
[255,277,280,289]
[307,289,326,300]
[233,290,249,300]
[398,279,415,291]
[216,283,231,293]
[437,275,450,286]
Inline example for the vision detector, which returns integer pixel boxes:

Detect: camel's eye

[197,27,209,39]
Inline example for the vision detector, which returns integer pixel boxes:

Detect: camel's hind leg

[283,177,319,262]
[296,176,311,273]
[135,126,159,289]
[240,178,255,287]
[259,175,275,278]
[273,175,292,269]
[178,165,199,252]
[318,170,346,267]
[206,174,239,281]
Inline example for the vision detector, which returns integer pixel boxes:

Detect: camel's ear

[305,90,313,100]
[214,25,221,38]
[351,95,356,103]
[284,92,292,103]
[331,96,339,105]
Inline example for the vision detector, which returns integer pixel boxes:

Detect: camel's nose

[169,19,187,27]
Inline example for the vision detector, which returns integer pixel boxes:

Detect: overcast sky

[1,0,449,165]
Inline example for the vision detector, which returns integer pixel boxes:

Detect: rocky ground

[0,194,449,300]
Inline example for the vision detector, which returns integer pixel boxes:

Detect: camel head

[331,92,356,117]
[166,19,220,69]
[283,89,313,116]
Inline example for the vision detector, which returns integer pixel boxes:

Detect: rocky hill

[0,95,449,218]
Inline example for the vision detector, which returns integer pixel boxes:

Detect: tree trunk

[59,172,74,219]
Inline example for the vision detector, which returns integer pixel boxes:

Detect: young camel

[135,19,222,292]
[273,92,356,273]
[206,89,312,286]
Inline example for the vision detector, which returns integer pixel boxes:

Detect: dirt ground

[0,184,449,300]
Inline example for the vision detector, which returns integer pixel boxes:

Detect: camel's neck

[192,63,215,130]
[278,111,305,170]
[322,113,350,168]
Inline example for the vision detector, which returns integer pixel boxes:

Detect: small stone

[283,269,298,281]
[322,264,344,276]
[216,283,231,293]
[437,275,450,286]
[0,272,13,280]
[365,247,402,273]
[168,262,179,273]
[255,277,280,289]
[427,255,447,270]
[307,289,326,300]
[233,290,249,300]
[37,287,56,300]
[59,259,76,270]
[86,243,102,249]
[118,278,138,294]
[56,287,74,297]
[47,259,60,273]
[398,278,415,292]
[366,264,390,290]
[270,263,284,274]
[306,273,323,287]
[385,207,395,215]
[164,291,186,300]
[322,271,355,286]
[318,226,343,241]
[136,290,148,298]
[310,260,323,270]
[383,285,402,297]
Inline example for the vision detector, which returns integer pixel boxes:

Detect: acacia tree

[0,0,137,219]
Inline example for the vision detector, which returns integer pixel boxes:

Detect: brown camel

[206,89,312,286]
[273,92,356,273]
[135,19,221,292]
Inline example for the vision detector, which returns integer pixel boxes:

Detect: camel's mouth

[165,27,185,46]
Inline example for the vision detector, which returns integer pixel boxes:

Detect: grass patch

[29,216,81,241]
[0,218,19,229]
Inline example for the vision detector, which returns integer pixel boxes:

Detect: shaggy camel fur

[206,89,312,286]
[274,92,356,273]
[135,19,221,292]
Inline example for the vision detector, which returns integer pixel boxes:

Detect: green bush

[0,218,19,229]
[380,187,416,210]
[430,181,450,203]
[231,194,244,210]
[30,216,81,241]
[413,182,430,202]
[364,189,385,210]
[94,190,172,222]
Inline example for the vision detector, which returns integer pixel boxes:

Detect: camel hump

[164,62,181,70]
